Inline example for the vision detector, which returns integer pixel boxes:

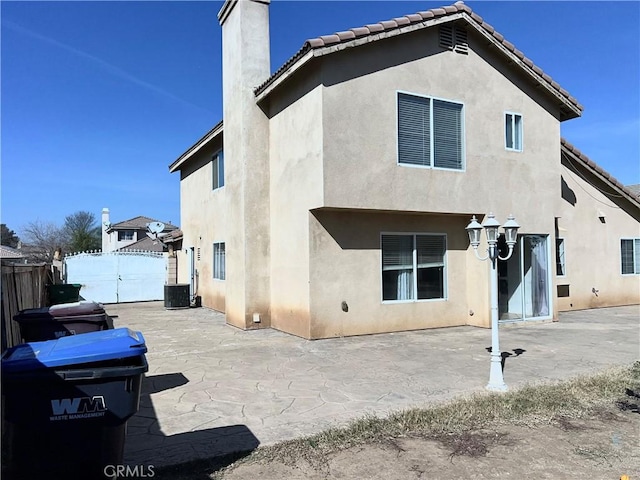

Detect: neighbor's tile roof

[117,236,166,252]
[110,216,178,231]
[561,138,640,208]
[255,1,582,119]
[0,245,25,259]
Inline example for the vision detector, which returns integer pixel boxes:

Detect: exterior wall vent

[440,25,468,55]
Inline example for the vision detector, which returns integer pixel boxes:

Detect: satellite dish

[147,222,165,234]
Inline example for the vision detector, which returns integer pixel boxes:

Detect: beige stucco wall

[319,27,561,236]
[179,138,227,313]
[178,15,619,337]
[557,159,640,310]
[258,22,566,338]
[268,81,324,338]
[221,0,272,329]
[306,210,475,339]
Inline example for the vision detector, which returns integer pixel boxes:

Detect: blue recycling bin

[1,328,148,479]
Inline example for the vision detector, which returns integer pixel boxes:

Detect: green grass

[156,362,639,480]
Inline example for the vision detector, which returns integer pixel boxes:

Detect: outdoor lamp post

[466,213,520,391]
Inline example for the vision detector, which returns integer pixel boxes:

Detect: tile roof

[117,236,166,252]
[561,138,640,209]
[254,1,582,120]
[0,245,25,259]
[109,216,179,231]
[626,184,640,197]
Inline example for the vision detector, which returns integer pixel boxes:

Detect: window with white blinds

[382,233,447,301]
[620,238,640,275]
[398,92,464,170]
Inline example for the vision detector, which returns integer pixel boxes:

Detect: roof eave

[169,121,224,173]
[256,49,315,103]
[254,10,583,120]
[256,14,463,100]
[561,138,640,209]
[464,19,582,121]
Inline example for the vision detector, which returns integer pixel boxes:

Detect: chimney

[218,1,271,92]
[217,0,272,329]
[101,207,110,252]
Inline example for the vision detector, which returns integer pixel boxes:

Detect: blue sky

[2,1,639,236]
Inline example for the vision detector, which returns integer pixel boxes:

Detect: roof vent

[440,24,468,55]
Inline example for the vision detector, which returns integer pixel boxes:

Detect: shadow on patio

[125,373,259,477]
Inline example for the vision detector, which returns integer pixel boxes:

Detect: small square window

[505,112,523,151]
[118,230,134,241]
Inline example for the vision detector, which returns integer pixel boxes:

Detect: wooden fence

[1,263,53,351]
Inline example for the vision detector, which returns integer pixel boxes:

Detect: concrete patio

[106,302,639,469]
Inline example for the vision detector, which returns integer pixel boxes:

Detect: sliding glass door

[498,234,552,322]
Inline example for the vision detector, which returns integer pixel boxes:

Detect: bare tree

[20,221,66,262]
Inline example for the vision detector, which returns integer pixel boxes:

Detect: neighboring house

[101,208,178,253]
[169,1,640,339]
[13,241,51,264]
[0,245,26,264]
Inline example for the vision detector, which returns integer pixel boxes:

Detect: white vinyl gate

[64,251,166,303]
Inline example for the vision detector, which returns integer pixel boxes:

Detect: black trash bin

[1,328,148,479]
[14,300,114,342]
[46,283,82,305]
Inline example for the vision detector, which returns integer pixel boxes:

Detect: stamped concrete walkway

[106,302,639,469]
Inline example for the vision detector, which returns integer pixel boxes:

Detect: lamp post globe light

[466,213,520,392]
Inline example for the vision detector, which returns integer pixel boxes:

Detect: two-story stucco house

[101,208,179,253]
[169,1,640,339]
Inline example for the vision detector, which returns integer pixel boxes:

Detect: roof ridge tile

[253,1,583,117]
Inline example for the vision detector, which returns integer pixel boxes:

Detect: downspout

[188,247,195,303]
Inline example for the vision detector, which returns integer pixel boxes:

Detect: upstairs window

[118,230,134,241]
[505,112,523,151]
[398,92,464,170]
[621,238,640,275]
[212,150,224,190]
[213,242,226,280]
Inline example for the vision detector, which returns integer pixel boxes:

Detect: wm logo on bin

[50,396,107,417]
